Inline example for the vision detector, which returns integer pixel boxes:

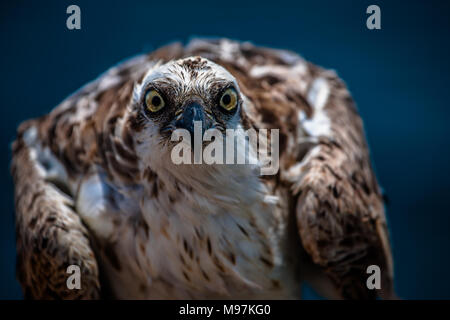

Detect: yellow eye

[219,88,238,111]
[145,90,165,112]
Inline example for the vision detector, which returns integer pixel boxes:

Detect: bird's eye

[144,89,165,113]
[219,88,238,111]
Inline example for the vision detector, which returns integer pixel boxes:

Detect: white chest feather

[76,161,301,299]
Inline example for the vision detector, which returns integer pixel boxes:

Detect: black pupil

[152,95,161,106]
[222,94,231,105]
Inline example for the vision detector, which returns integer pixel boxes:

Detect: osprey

[11,38,394,299]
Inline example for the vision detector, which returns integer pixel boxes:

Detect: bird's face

[133,57,243,148]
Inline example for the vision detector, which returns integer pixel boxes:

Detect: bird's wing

[11,120,101,299]
[287,69,395,299]
[12,38,394,299]
[185,39,394,299]
[11,42,185,299]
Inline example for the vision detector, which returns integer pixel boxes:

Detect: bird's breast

[77,167,302,299]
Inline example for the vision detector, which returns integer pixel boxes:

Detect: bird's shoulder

[18,39,319,182]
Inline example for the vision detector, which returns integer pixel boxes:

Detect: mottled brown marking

[206,237,212,255]
[182,271,191,282]
[151,182,158,198]
[113,138,138,164]
[201,269,210,281]
[259,256,274,268]
[103,243,121,271]
[271,279,281,289]
[128,113,146,132]
[179,253,186,265]
[227,252,236,265]
[213,256,225,273]
[161,224,170,239]
[237,224,249,238]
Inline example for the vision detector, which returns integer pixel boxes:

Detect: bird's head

[133,56,242,143]
[129,56,255,175]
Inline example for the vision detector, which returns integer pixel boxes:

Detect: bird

[11,38,395,300]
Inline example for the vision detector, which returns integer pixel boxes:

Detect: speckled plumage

[11,38,394,299]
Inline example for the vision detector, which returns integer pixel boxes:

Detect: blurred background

[1,0,449,299]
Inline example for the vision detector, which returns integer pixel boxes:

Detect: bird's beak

[174,102,207,138]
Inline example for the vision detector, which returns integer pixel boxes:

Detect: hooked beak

[175,102,207,138]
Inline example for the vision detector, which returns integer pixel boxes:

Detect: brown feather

[11,39,394,299]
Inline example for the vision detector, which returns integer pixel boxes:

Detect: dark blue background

[1,0,449,299]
